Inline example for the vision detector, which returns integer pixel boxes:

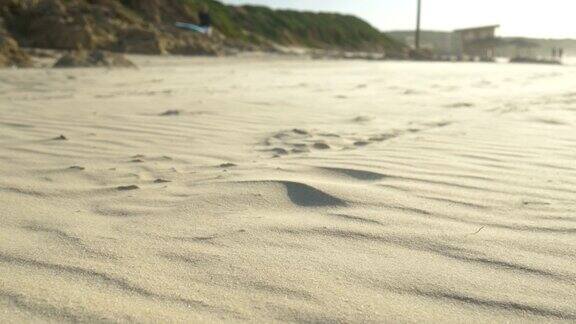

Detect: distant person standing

[552,47,557,59]
[198,7,213,36]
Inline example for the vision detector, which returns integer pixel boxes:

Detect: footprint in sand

[445,102,474,109]
[260,119,454,158]
[313,142,331,150]
[269,148,289,155]
[117,185,139,191]
[403,89,421,95]
[291,147,310,154]
[368,133,397,142]
[292,129,309,135]
[530,117,567,126]
[159,110,180,116]
[351,116,373,123]
[154,179,171,184]
[354,141,370,147]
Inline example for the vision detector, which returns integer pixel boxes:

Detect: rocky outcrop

[166,30,225,56]
[0,0,405,58]
[0,0,223,56]
[0,34,32,67]
[53,50,136,68]
[1,0,120,49]
[0,18,32,67]
[116,28,167,55]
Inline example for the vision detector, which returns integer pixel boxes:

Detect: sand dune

[1,56,576,322]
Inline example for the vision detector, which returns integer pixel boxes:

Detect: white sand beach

[1,56,575,322]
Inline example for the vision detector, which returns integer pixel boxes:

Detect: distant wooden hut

[452,25,500,60]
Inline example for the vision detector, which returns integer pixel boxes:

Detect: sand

[1,56,575,322]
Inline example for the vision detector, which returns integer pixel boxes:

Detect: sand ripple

[1,58,575,322]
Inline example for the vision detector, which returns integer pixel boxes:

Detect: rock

[24,48,58,58]
[167,34,223,56]
[2,0,119,51]
[117,28,167,55]
[0,21,32,68]
[53,50,136,68]
[0,35,32,67]
[26,7,116,50]
[30,18,99,50]
[0,0,226,57]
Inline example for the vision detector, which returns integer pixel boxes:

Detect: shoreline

[7,47,573,70]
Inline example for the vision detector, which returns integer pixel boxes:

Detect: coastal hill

[0,0,404,66]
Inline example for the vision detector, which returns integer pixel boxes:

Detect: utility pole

[415,0,422,50]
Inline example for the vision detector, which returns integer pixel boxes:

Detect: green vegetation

[176,0,403,52]
[1,0,405,55]
[179,0,242,38]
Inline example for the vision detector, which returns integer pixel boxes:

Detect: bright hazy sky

[222,0,575,39]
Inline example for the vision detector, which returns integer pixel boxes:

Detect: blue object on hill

[175,22,210,34]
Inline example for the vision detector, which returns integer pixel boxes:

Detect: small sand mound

[53,51,136,68]
[233,180,347,207]
[280,181,347,207]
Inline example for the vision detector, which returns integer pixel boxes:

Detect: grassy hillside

[229,5,401,51]
[176,0,403,52]
[0,0,404,55]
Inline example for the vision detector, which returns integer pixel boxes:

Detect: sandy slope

[1,56,576,323]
